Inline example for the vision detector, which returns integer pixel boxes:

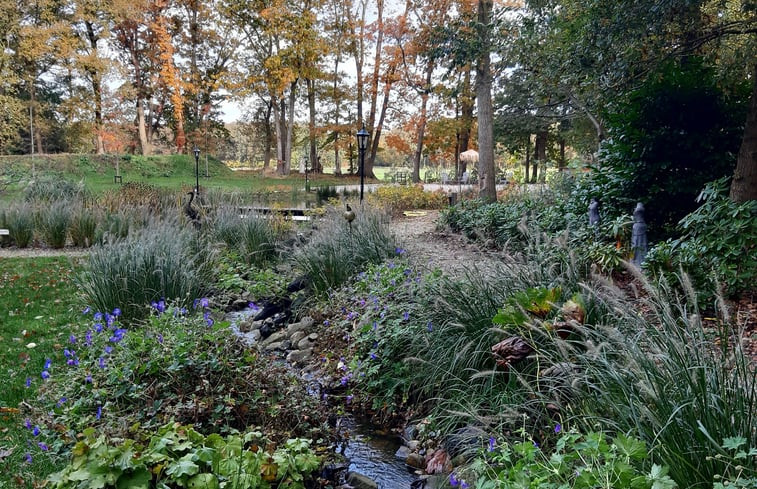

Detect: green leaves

[49,424,322,489]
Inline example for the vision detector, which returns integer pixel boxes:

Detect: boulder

[260,330,288,348]
[286,348,313,364]
[406,453,425,469]
[395,445,411,461]
[346,472,378,489]
[290,331,307,346]
[286,316,314,336]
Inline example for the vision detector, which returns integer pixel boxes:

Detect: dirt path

[389,210,504,276]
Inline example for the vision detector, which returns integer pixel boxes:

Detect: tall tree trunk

[459,66,474,175]
[307,78,318,173]
[412,62,434,183]
[263,100,273,170]
[366,0,384,168]
[284,81,297,175]
[367,67,395,179]
[85,21,105,154]
[533,130,547,183]
[475,0,496,203]
[136,98,150,155]
[730,63,757,203]
[274,97,284,173]
[524,135,530,183]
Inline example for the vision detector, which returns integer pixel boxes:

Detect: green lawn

[0,257,85,487]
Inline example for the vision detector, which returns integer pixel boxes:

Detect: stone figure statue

[631,202,648,266]
[588,198,600,227]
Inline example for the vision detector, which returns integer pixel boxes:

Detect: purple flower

[94,322,103,333]
[43,358,52,370]
[395,247,406,255]
[112,308,121,317]
[461,482,469,489]
[248,302,260,312]
[94,312,103,321]
[200,297,209,308]
[403,311,410,321]
[69,334,76,344]
[96,405,102,420]
[157,333,164,344]
[449,473,459,487]
[105,313,114,326]
[41,371,50,380]
[323,320,330,326]
[488,437,496,452]
[104,346,113,354]
[82,306,91,314]
[98,357,106,369]
[533,441,539,448]
[370,352,378,360]
[346,395,353,403]
[555,424,562,434]
[204,311,214,327]
[24,419,32,429]
[67,358,79,366]
[25,377,32,388]
[37,442,48,451]
[57,397,67,407]
[24,453,32,464]
[85,330,93,346]
[85,374,92,383]
[427,321,433,332]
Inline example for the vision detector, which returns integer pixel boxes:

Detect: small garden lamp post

[193,147,200,194]
[356,125,369,203]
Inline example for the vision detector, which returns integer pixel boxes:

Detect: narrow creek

[228,310,419,489]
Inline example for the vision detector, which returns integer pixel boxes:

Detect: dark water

[336,416,418,489]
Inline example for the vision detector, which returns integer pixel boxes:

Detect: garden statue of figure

[588,198,600,227]
[631,202,648,266]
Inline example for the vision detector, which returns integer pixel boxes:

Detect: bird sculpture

[184,190,201,229]
[343,203,356,231]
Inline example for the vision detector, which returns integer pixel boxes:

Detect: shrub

[37,201,72,249]
[6,202,35,248]
[78,219,217,320]
[645,178,757,297]
[292,205,398,295]
[371,185,448,215]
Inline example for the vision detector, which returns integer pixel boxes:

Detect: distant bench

[238,207,312,222]
[0,228,9,243]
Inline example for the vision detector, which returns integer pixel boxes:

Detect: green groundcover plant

[48,423,321,489]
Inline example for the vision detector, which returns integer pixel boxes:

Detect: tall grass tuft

[69,204,99,248]
[520,271,757,487]
[78,218,217,320]
[37,201,72,248]
[6,203,35,248]
[292,205,398,295]
[211,206,283,265]
[24,175,86,203]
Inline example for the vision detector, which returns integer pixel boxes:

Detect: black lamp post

[193,147,200,194]
[356,125,369,203]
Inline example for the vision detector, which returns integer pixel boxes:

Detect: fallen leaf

[0,447,13,459]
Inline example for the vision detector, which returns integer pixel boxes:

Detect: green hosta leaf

[187,473,220,489]
[166,454,200,478]
[116,468,151,489]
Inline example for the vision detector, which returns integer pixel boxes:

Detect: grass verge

[0,256,85,487]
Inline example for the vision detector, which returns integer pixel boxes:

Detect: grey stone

[260,330,287,348]
[264,341,285,352]
[286,348,313,364]
[407,440,420,451]
[417,474,446,489]
[395,445,411,460]
[290,331,307,345]
[286,316,314,335]
[346,472,378,489]
[297,338,314,350]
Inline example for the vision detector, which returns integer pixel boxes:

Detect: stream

[227,310,419,489]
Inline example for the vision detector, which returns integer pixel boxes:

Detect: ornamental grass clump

[68,204,99,248]
[78,218,217,320]
[292,204,398,295]
[6,202,35,248]
[524,271,757,488]
[37,200,72,248]
[211,206,283,265]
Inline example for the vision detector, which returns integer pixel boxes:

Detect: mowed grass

[0,256,84,487]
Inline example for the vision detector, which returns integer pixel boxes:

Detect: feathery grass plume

[37,200,72,248]
[292,204,397,295]
[78,217,217,321]
[23,175,85,203]
[525,269,756,487]
[6,202,35,248]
